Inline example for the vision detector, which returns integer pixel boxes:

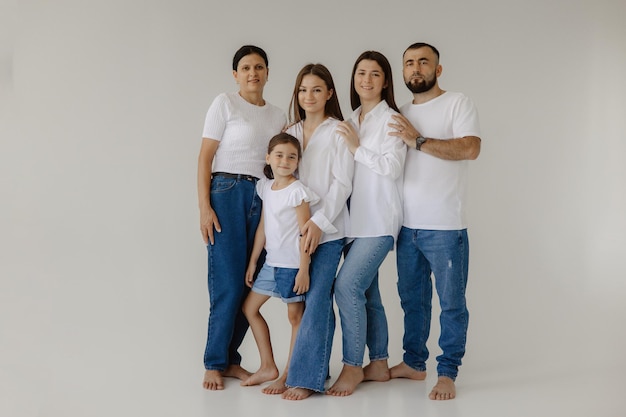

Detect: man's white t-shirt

[401,91,481,230]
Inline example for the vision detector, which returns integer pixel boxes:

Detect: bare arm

[198,138,221,244]
[245,213,266,288]
[294,202,312,295]
[389,114,481,161]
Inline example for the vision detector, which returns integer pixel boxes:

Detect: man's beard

[405,74,436,94]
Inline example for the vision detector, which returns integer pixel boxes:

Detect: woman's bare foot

[240,366,279,387]
[326,365,364,396]
[223,364,252,381]
[262,374,288,395]
[282,387,315,400]
[202,370,224,390]
[389,362,427,380]
[363,359,390,382]
[429,376,456,400]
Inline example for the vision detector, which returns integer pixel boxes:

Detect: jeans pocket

[211,177,237,193]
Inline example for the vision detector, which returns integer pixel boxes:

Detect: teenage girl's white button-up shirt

[347,100,407,241]
[286,118,354,245]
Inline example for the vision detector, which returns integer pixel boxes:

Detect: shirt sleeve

[256,178,268,200]
[310,133,353,234]
[353,114,407,180]
[202,93,228,140]
[452,94,481,138]
[287,183,320,208]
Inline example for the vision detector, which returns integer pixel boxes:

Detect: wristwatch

[415,135,427,151]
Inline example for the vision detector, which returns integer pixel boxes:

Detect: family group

[197,42,481,401]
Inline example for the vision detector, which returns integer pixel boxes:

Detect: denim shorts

[251,262,305,303]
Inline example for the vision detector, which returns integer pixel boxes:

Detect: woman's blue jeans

[395,227,469,381]
[334,236,394,367]
[285,238,344,392]
[203,176,262,371]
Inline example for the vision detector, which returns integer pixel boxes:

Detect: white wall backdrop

[1,0,625,416]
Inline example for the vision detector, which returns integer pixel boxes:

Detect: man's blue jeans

[286,239,344,392]
[335,236,394,367]
[396,227,470,380]
[203,175,262,371]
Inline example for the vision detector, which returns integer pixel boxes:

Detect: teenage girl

[281,63,354,400]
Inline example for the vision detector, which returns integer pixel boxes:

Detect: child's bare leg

[263,373,287,395]
[263,301,304,395]
[223,365,252,381]
[389,361,427,380]
[202,369,224,390]
[241,292,279,386]
[429,376,456,400]
[326,365,364,397]
[204,365,252,389]
[363,359,390,382]
[282,387,315,400]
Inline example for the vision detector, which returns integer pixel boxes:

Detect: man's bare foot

[262,374,287,395]
[282,387,315,400]
[429,376,456,400]
[222,364,252,382]
[389,362,427,380]
[326,365,364,397]
[203,369,224,390]
[363,359,390,382]
[240,366,279,387]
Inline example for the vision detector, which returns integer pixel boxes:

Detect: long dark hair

[349,51,399,112]
[263,133,302,179]
[289,63,343,123]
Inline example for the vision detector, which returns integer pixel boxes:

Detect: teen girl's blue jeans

[285,238,345,392]
[395,227,470,381]
[334,236,394,367]
[203,175,262,371]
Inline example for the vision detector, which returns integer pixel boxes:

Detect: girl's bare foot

[240,366,279,387]
[326,365,364,396]
[429,376,456,400]
[282,387,315,400]
[389,362,427,380]
[262,374,288,395]
[363,359,390,382]
[222,364,252,382]
[203,370,224,390]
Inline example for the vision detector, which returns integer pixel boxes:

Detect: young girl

[241,133,319,394]
[281,64,354,400]
[327,51,407,397]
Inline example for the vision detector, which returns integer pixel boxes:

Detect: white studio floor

[2,355,622,417]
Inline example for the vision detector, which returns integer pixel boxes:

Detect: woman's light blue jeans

[286,238,345,392]
[395,227,469,381]
[203,175,262,371]
[334,236,394,367]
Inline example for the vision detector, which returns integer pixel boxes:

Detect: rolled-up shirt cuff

[311,212,338,235]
